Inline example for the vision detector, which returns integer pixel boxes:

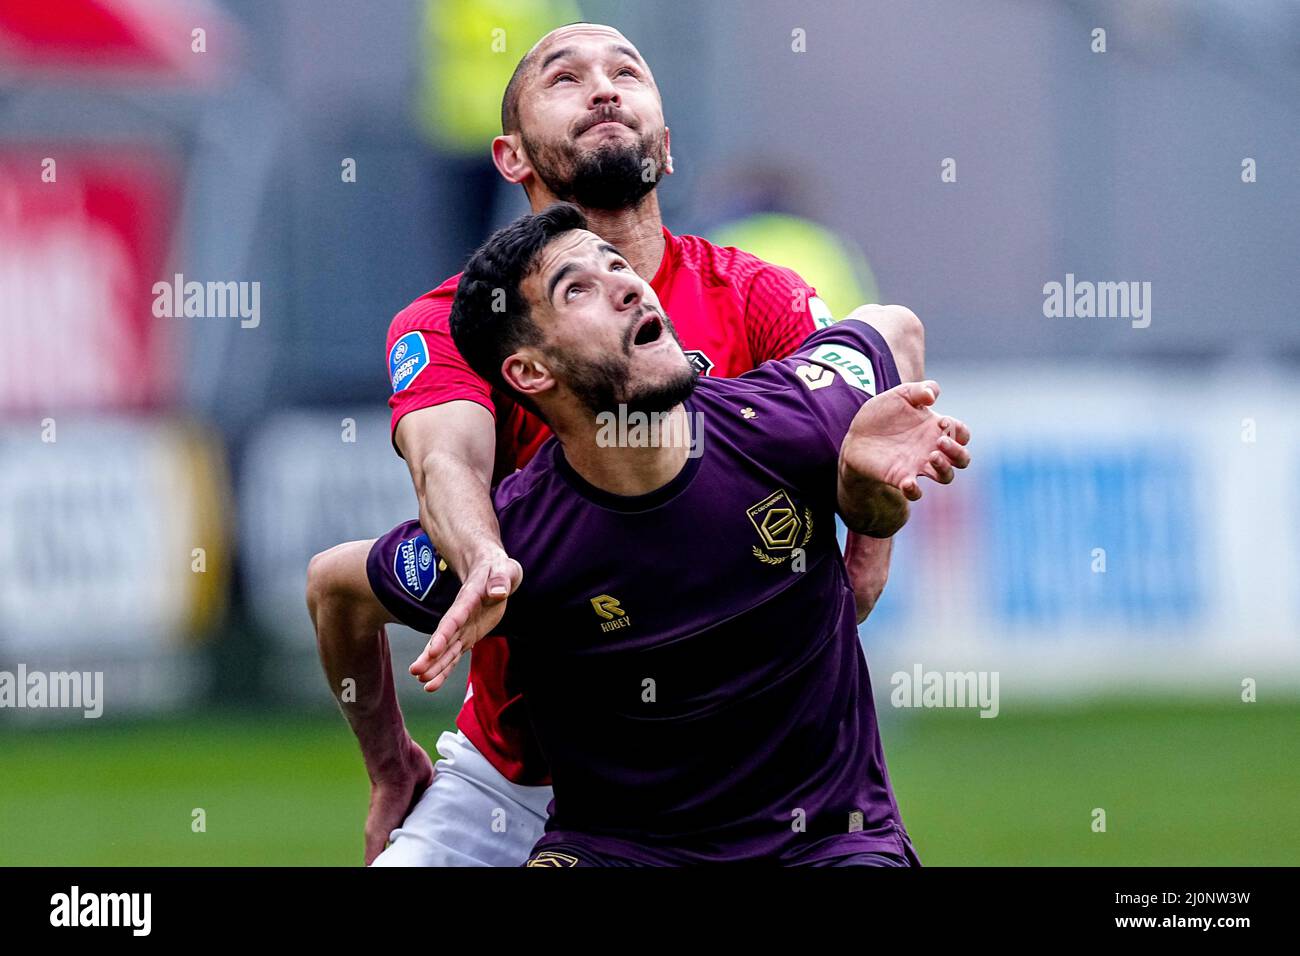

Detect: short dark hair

[449,202,590,414]
[500,45,536,135]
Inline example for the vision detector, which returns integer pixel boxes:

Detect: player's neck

[553,402,692,497]
[530,191,666,280]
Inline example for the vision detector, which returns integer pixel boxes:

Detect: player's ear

[663,126,673,177]
[502,351,554,403]
[492,134,532,187]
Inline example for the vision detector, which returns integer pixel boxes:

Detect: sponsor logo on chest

[590,593,631,633]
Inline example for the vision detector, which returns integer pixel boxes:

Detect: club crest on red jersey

[684,349,714,376]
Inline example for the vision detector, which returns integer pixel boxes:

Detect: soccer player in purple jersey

[369,203,972,866]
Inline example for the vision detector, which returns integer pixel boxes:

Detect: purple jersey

[369,319,917,866]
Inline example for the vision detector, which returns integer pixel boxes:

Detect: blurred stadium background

[1,0,1298,866]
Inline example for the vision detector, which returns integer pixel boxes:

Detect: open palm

[841,380,971,501]
[409,552,523,692]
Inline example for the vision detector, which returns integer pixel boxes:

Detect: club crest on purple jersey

[526,850,580,867]
[747,488,814,566]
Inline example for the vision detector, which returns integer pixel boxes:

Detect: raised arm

[837,305,925,621]
[836,380,971,536]
[395,401,522,691]
[397,401,511,582]
[740,269,915,624]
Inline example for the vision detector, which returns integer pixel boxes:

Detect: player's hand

[364,736,434,866]
[408,548,523,692]
[841,380,971,502]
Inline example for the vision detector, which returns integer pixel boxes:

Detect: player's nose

[609,272,642,309]
[587,73,621,109]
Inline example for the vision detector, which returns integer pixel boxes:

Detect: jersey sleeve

[753,317,903,473]
[365,475,533,636]
[387,292,495,454]
[743,265,830,364]
[366,520,462,634]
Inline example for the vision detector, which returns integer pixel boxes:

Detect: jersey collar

[551,395,702,513]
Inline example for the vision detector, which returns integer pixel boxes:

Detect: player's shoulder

[386,273,462,344]
[668,229,810,294]
[385,275,464,392]
[697,318,891,401]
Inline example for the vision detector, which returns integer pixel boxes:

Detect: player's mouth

[581,120,631,138]
[576,108,636,137]
[629,312,665,350]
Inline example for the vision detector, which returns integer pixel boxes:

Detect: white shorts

[370,729,553,867]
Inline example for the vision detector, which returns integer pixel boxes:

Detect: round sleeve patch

[389,331,430,393]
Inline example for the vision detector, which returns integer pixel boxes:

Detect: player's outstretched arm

[397,402,512,582]
[408,558,515,692]
[837,380,971,537]
[838,304,926,622]
[395,402,523,692]
[844,533,893,623]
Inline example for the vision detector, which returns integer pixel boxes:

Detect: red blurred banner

[0,147,179,411]
[0,0,236,84]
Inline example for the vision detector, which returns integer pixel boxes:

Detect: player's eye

[609,260,627,271]
[564,283,585,300]
[616,66,639,79]
[552,72,578,84]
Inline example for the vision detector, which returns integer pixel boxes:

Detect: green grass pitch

[1,697,1295,865]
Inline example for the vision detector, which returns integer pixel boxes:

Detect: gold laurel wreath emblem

[751,507,814,565]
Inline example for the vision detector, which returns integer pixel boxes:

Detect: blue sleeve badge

[389,331,430,393]
[393,532,439,601]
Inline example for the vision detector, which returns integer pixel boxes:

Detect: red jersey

[386,226,826,784]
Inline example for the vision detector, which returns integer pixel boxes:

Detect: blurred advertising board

[0,147,178,413]
[239,411,415,646]
[862,362,1300,694]
[0,417,228,651]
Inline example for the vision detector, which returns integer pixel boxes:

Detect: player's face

[520,230,696,415]
[516,26,669,210]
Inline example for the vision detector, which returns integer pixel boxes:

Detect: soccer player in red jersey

[306,23,926,866]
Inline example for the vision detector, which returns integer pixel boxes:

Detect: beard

[523,124,667,211]
[548,313,698,417]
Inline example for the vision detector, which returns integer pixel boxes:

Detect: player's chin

[632,346,692,384]
[625,360,699,413]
